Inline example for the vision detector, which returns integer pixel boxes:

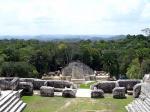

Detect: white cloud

[0,0,149,35]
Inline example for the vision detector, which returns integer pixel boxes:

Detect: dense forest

[0,34,150,79]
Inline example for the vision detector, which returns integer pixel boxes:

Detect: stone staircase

[126,96,150,112]
[0,90,26,112]
[126,74,150,112]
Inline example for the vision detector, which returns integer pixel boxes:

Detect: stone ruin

[42,62,111,82]
[0,77,19,90]
[126,74,150,112]
[62,62,94,85]
[0,77,77,111]
[0,77,76,95]
[1,74,150,112]
[0,77,26,112]
[113,87,126,99]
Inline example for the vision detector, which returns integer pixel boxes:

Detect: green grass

[22,95,133,112]
[80,81,96,89]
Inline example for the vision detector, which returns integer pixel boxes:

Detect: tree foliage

[0,35,149,79]
[0,62,38,77]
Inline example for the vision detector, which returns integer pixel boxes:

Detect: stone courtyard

[0,63,150,112]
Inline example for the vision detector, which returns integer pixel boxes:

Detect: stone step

[127,100,146,112]
[0,91,12,101]
[130,102,141,112]
[127,104,137,112]
[0,96,17,112]
[0,91,17,107]
[9,101,23,112]
[3,98,20,112]
[131,100,144,112]
[144,99,150,107]
[145,98,150,104]
[134,99,149,112]
[16,103,27,112]
[142,100,150,111]
[137,99,150,112]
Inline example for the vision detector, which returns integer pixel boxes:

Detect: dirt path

[76,89,91,97]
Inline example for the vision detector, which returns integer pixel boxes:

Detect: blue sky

[0,0,150,35]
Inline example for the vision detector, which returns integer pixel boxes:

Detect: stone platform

[126,74,150,112]
[0,90,26,112]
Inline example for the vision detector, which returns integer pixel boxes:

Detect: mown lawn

[22,95,133,112]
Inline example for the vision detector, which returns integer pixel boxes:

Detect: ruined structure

[126,74,150,112]
[113,87,126,99]
[0,90,26,112]
[0,77,76,112]
[62,62,94,85]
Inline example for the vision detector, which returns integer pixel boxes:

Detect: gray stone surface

[133,83,141,98]
[62,89,76,98]
[0,90,26,112]
[0,77,19,90]
[89,75,96,81]
[19,78,35,83]
[117,80,141,91]
[61,62,94,80]
[126,74,150,112]
[91,89,104,98]
[141,74,150,97]
[18,82,33,96]
[91,81,117,93]
[40,86,54,97]
[44,80,76,92]
[113,87,126,99]
[33,79,46,90]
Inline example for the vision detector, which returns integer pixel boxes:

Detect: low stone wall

[44,80,76,92]
[91,81,117,93]
[0,77,76,92]
[18,82,33,96]
[19,78,35,83]
[141,74,150,97]
[116,80,141,91]
[0,77,19,90]
[33,79,46,90]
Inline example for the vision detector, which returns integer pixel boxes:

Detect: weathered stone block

[62,89,76,98]
[113,87,126,99]
[91,81,117,93]
[0,77,19,90]
[40,86,54,97]
[44,80,76,92]
[33,79,46,90]
[91,89,104,98]
[117,80,141,91]
[19,78,35,83]
[18,82,33,96]
[133,83,141,98]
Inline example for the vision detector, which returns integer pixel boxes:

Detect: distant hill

[0,34,126,41]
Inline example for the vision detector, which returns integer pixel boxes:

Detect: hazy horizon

[0,0,150,36]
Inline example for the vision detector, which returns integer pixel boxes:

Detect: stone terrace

[0,90,26,112]
[126,74,150,112]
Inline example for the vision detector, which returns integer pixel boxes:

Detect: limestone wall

[141,74,150,97]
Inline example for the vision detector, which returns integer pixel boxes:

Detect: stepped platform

[0,90,26,112]
[126,74,150,112]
